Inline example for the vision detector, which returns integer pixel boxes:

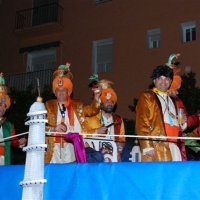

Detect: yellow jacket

[84,112,126,142]
[45,98,100,163]
[136,90,172,161]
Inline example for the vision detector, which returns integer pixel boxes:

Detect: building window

[92,38,113,73]
[95,0,112,5]
[147,28,161,49]
[181,21,196,42]
[27,49,56,72]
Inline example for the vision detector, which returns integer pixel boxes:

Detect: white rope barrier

[46,132,200,141]
[0,132,29,142]
[1,131,200,143]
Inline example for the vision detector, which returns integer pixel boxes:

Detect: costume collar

[153,87,168,95]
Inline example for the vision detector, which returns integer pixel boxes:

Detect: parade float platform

[1,161,200,200]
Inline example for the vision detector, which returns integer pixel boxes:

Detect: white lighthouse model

[20,97,48,200]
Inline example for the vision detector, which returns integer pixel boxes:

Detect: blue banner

[0,162,200,200]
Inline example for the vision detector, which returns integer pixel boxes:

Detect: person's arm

[115,119,126,156]
[118,119,126,143]
[180,113,187,131]
[187,114,199,128]
[177,98,199,128]
[178,109,198,131]
[96,126,107,135]
[10,125,26,148]
[82,87,102,117]
[136,92,155,155]
[82,99,101,117]
[92,86,102,102]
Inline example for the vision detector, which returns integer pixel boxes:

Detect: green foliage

[179,72,200,115]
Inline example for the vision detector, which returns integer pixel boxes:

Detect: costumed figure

[0,72,26,165]
[85,74,125,161]
[169,75,200,161]
[45,63,101,163]
[166,52,200,160]
[169,74,200,160]
[136,65,187,162]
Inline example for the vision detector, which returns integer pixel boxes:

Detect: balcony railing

[9,69,54,91]
[15,3,64,30]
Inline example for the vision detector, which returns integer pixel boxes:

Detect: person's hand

[145,149,155,157]
[54,123,67,132]
[100,147,110,154]
[182,113,187,124]
[92,86,102,101]
[18,138,26,145]
[96,126,107,135]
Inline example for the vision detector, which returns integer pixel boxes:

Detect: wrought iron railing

[15,3,64,29]
[9,69,54,91]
